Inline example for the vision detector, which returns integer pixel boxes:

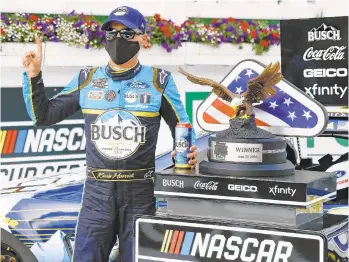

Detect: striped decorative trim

[82,109,160,117]
[79,67,98,89]
[50,86,78,100]
[88,167,155,172]
[153,68,164,93]
[160,230,191,255]
[29,78,37,121]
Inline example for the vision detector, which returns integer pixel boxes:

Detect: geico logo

[228,184,258,192]
[91,124,146,143]
[303,68,348,78]
[24,127,85,153]
[190,233,293,261]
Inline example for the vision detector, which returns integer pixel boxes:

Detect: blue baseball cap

[101,6,146,33]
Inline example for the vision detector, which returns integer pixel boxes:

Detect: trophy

[178,62,295,177]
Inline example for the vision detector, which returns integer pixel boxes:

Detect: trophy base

[199,159,295,177]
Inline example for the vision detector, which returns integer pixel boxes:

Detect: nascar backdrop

[0,87,85,188]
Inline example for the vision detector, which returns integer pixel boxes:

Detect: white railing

[1,0,347,23]
[1,42,280,68]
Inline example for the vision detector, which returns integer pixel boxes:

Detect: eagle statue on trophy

[178,61,283,138]
[178,61,283,120]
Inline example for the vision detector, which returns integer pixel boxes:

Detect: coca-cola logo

[194,181,219,191]
[303,46,346,61]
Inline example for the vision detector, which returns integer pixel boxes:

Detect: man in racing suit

[21,6,197,262]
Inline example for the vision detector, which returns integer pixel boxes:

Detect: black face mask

[105,37,140,65]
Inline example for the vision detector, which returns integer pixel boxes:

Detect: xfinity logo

[269,185,296,197]
[304,84,347,99]
[228,184,258,192]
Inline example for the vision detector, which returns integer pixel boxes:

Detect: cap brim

[101,19,138,31]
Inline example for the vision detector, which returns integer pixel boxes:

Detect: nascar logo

[0,127,85,155]
[160,230,293,261]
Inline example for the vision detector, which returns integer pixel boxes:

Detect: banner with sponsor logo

[280,16,348,106]
[0,87,85,188]
[135,216,327,262]
[154,172,336,206]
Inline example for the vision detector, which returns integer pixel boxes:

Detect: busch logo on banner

[281,17,348,106]
[308,23,341,42]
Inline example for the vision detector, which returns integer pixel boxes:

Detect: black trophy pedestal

[203,135,295,177]
[200,159,295,177]
[134,165,348,262]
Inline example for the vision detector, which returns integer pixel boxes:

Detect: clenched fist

[22,36,43,78]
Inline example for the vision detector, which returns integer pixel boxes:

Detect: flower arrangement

[0,12,280,55]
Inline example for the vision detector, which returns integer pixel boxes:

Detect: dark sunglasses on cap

[105,28,143,40]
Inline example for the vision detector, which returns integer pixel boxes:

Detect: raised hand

[22,36,43,78]
[171,145,198,169]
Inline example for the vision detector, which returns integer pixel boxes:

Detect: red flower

[160,26,171,37]
[263,29,269,34]
[154,13,161,21]
[241,21,249,31]
[29,15,38,21]
[33,25,38,30]
[227,17,235,23]
[174,25,180,32]
[250,30,256,39]
[86,21,92,27]
[260,40,269,48]
[0,28,5,36]
[272,32,279,38]
[188,20,195,25]
[211,19,218,24]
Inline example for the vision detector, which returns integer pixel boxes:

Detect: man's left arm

[159,72,197,166]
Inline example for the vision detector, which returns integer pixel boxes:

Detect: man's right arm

[22,71,81,126]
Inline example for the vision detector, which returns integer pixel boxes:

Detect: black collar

[105,61,142,81]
